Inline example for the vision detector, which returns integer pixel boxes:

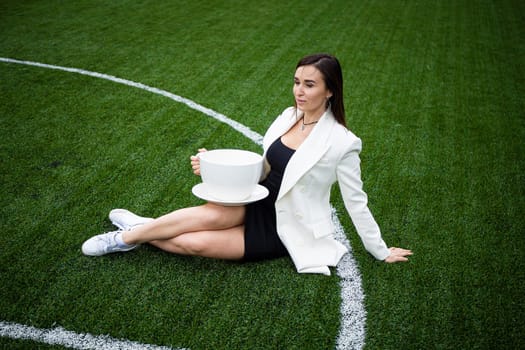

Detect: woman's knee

[201,203,245,228]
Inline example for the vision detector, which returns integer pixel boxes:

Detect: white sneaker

[109,209,153,231]
[81,231,137,256]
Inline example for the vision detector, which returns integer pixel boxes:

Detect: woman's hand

[190,148,207,176]
[384,247,413,263]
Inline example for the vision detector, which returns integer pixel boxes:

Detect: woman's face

[293,65,332,117]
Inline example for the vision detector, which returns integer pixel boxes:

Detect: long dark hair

[295,53,346,127]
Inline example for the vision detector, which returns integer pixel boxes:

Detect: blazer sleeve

[336,137,391,261]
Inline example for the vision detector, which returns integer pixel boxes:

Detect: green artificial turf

[1,0,524,349]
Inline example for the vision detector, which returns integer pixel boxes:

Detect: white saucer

[192,183,269,206]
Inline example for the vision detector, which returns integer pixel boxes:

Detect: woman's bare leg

[149,225,245,260]
[121,203,245,245]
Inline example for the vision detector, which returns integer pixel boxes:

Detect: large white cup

[199,149,263,201]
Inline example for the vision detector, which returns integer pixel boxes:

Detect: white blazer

[262,107,390,275]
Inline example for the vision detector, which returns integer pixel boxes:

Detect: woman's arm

[336,140,412,263]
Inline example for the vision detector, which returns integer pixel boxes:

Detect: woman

[82,53,412,275]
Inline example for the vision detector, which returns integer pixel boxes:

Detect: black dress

[243,137,295,261]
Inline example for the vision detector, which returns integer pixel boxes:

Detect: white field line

[0,57,263,146]
[0,321,184,350]
[0,57,365,350]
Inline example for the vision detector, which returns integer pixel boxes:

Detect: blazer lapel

[263,108,299,151]
[277,109,336,200]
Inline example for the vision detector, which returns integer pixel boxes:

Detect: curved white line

[0,57,365,350]
[0,321,182,350]
[0,57,263,145]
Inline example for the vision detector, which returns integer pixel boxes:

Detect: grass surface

[1,0,524,349]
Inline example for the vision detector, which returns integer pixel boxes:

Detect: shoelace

[96,231,120,251]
